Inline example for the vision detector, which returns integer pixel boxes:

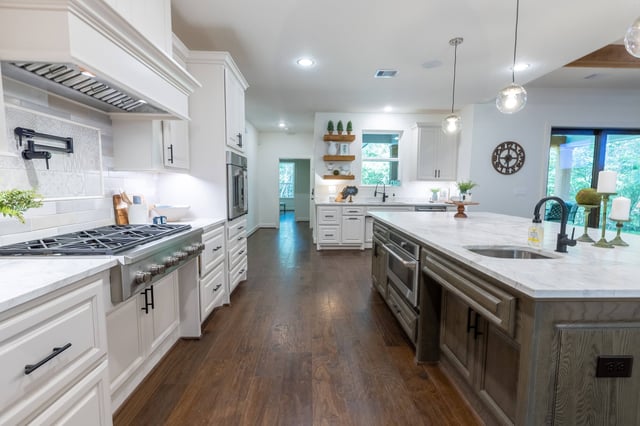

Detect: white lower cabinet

[199,221,227,322]
[227,216,248,296]
[106,271,180,412]
[0,272,111,425]
[316,205,364,250]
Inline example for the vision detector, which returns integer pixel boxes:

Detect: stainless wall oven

[386,230,420,309]
[226,151,248,220]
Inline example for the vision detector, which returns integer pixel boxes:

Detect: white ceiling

[171,0,639,133]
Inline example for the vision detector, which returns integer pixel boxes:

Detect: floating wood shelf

[323,174,355,180]
[323,155,355,161]
[323,134,355,142]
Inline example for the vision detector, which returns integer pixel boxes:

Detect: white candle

[596,171,617,193]
[610,196,631,221]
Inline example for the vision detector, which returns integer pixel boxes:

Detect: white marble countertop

[370,211,640,299]
[316,198,449,207]
[0,257,117,312]
[0,218,224,314]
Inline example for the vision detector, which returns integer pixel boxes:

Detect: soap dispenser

[527,218,544,248]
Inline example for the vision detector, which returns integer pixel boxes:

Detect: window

[279,162,295,198]
[361,132,401,186]
[546,128,640,234]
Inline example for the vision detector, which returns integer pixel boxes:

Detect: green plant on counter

[457,180,477,193]
[327,120,334,134]
[0,189,43,223]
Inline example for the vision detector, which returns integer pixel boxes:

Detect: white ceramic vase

[327,142,338,155]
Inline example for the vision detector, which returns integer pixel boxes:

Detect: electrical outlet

[596,356,633,378]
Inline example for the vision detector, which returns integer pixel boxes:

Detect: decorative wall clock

[492,141,525,175]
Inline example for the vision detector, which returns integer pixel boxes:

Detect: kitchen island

[370,211,640,426]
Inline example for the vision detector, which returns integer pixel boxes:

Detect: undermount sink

[465,245,559,259]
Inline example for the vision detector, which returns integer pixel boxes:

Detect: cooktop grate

[0,224,191,256]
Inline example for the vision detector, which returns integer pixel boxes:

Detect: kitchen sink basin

[464,245,559,259]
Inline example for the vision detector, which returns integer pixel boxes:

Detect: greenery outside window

[279,162,295,198]
[361,132,401,186]
[546,128,640,234]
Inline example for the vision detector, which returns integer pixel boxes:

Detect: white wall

[313,111,457,202]
[464,87,640,218]
[245,121,259,234]
[256,132,314,228]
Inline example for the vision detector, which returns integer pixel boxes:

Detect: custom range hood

[0,0,200,119]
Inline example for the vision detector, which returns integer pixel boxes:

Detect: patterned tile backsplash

[3,105,104,198]
[0,78,160,245]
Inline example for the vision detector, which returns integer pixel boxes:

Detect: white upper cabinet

[112,118,190,171]
[415,123,458,181]
[225,67,247,152]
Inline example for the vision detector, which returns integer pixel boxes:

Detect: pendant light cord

[451,40,459,113]
[512,0,520,84]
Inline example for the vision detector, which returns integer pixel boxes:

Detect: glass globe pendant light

[496,0,527,114]
[442,37,463,135]
[624,16,640,58]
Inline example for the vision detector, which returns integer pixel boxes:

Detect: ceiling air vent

[374,69,398,78]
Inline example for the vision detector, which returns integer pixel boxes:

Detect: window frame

[360,130,403,187]
[279,161,295,199]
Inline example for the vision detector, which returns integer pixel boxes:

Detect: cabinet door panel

[341,216,364,244]
[162,120,190,169]
[478,323,519,424]
[441,291,475,382]
[106,296,145,389]
[149,273,179,353]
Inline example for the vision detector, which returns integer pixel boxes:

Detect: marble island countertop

[370,211,640,299]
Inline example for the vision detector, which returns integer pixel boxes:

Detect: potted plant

[457,180,477,201]
[337,120,344,135]
[327,120,334,135]
[346,120,353,135]
[0,188,43,223]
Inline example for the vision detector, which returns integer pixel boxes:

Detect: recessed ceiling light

[384,106,393,112]
[296,57,315,67]
[511,63,530,72]
[278,122,286,128]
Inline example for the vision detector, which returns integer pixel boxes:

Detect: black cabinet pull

[466,307,484,340]
[150,285,155,310]
[237,133,243,147]
[24,343,72,375]
[141,286,154,314]
[212,245,222,252]
[167,144,174,164]
[213,284,222,292]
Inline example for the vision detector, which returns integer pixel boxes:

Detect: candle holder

[576,204,598,243]
[608,219,630,246]
[593,192,615,248]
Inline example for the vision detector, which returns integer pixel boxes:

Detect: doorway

[278,158,312,228]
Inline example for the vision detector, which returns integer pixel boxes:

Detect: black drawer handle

[25,343,72,375]
[238,249,245,256]
[213,283,222,292]
[212,245,222,252]
[237,236,244,241]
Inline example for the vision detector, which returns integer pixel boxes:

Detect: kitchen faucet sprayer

[532,196,576,253]
[374,182,388,202]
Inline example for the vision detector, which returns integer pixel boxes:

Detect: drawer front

[317,206,340,225]
[387,284,418,343]
[318,226,340,244]
[229,259,247,294]
[228,240,248,270]
[228,229,247,251]
[201,227,225,277]
[0,279,105,414]
[424,251,517,336]
[342,206,365,216]
[200,263,225,320]
[227,218,247,240]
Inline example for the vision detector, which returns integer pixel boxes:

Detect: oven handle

[383,244,417,270]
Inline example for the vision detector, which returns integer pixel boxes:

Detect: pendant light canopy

[496,0,527,114]
[625,17,640,58]
[442,37,463,135]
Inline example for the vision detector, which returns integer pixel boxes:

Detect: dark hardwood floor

[114,212,482,425]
